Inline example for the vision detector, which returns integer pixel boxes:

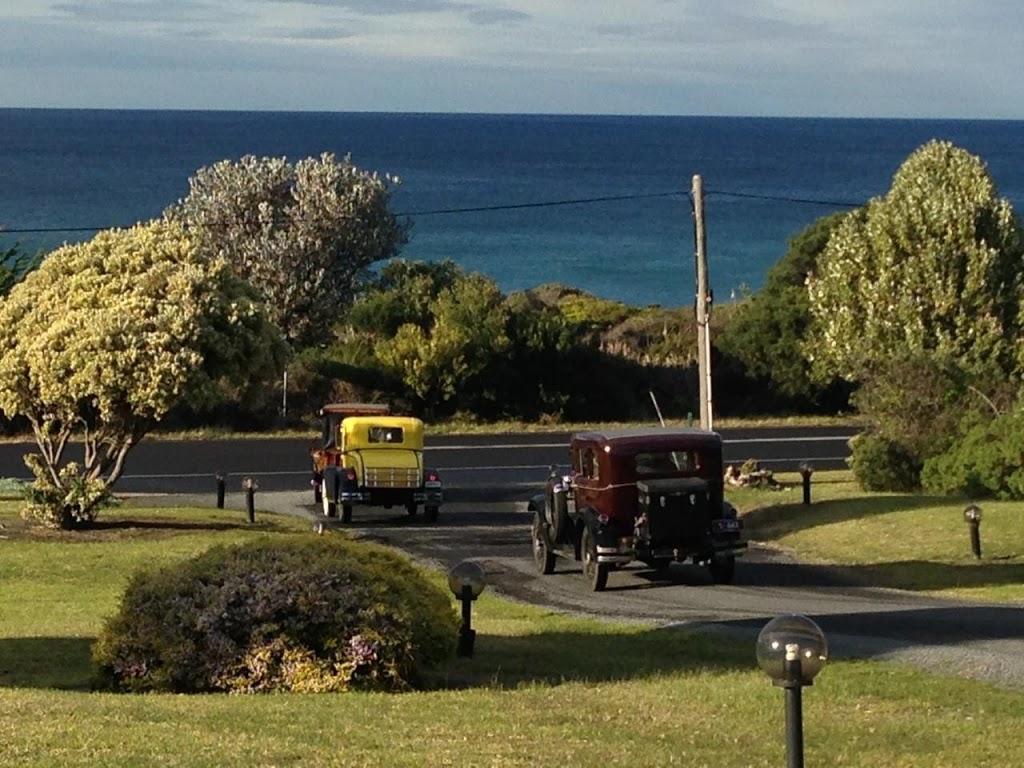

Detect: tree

[805,141,1024,489]
[717,211,851,408]
[166,153,408,348]
[0,221,287,528]
[375,273,511,417]
[806,140,1024,383]
[347,259,463,337]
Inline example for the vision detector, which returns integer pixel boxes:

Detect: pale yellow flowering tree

[0,221,287,528]
[806,140,1024,383]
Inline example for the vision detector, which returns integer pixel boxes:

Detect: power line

[0,186,862,235]
[706,188,864,209]
[396,190,688,217]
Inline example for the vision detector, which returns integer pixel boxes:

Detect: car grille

[363,467,420,488]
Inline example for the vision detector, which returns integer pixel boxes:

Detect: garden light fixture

[963,504,982,559]
[448,560,487,657]
[756,614,829,768]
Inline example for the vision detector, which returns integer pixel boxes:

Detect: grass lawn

[1,489,1023,767]
[729,471,1024,603]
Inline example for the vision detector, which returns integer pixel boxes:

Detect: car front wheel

[581,526,608,592]
[531,513,556,574]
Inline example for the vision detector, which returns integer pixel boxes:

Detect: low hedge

[92,535,459,693]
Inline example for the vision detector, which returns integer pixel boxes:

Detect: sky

[2,0,1024,118]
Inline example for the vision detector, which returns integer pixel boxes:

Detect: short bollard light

[448,560,487,658]
[215,472,226,509]
[798,463,814,506]
[242,477,258,524]
[963,504,982,559]
[756,614,829,768]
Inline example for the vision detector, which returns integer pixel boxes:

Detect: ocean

[3,109,1024,308]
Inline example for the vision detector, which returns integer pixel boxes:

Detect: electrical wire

[0,186,864,235]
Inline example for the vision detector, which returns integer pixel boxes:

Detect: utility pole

[692,174,713,431]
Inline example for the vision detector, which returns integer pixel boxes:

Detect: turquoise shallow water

[2,110,1024,307]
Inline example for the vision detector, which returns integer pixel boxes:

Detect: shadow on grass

[743,494,952,539]
[824,559,1024,594]
[435,625,751,689]
[0,629,751,694]
[0,637,95,690]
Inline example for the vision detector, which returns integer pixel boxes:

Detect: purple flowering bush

[92,536,459,693]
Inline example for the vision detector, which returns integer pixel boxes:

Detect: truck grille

[363,467,420,489]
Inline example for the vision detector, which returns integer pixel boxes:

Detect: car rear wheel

[531,513,556,574]
[424,505,439,523]
[341,504,353,523]
[708,554,736,584]
[406,502,418,517]
[581,526,608,592]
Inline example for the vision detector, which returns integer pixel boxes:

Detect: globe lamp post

[963,504,982,559]
[448,560,487,658]
[756,614,828,768]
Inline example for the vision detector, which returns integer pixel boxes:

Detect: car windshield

[634,450,698,475]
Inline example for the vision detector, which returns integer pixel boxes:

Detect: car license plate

[425,480,442,488]
[712,519,742,533]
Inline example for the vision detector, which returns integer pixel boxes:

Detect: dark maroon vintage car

[528,427,746,591]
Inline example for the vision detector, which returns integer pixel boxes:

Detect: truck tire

[531,513,556,574]
[581,526,608,592]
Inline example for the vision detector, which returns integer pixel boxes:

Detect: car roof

[321,402,391,416]
[572,427,722,452]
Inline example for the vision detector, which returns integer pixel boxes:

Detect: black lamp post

[448,560,487,658]
[756,614,829,768]
[963,504,982,559]
[798,463,814,506]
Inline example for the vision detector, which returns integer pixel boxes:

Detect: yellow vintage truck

[310,403,443,523]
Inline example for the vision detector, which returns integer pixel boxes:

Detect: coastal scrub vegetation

[7,140,1024,523]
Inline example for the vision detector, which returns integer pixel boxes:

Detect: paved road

[0,426,858,495]
[151,488,1024,693]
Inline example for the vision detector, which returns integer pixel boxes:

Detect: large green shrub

[922,411,1024,499]
[847,432,922,492]
[93,536,459,693]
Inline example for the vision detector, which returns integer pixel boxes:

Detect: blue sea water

[3,109,1024,307]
